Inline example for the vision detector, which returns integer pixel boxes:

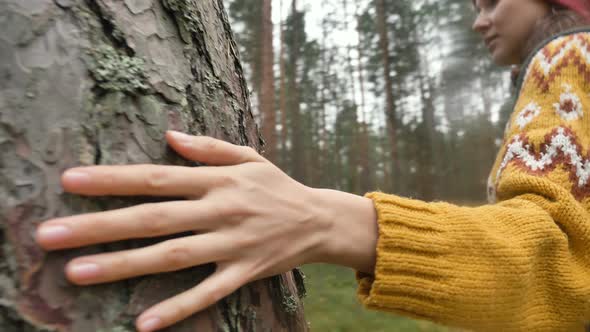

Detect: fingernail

[168,131,191,145]
[138,317,162,332]
[69,263,101,280]
[37,225,71,243]
[63,170,90,184]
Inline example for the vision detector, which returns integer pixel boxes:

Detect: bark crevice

[85,0,135,56]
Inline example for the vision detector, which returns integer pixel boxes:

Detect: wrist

[307,188,378,274]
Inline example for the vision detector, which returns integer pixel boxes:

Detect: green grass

[301,264,456,332]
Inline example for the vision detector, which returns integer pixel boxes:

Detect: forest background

[224,0,512,330]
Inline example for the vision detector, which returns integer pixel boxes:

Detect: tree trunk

[288,0,305,183]
[260,0,276,162]
[418,73,436,202]
[355,4,372,193]
[0,0,307,331]
[319,11,328,189]
[375,0,399,193]
[341,0,360,195]
[278,0,289,171]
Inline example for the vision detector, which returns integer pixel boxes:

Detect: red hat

[547,0,590,19]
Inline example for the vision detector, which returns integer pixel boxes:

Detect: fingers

[64,234,232,285]
[36,200,228,250]
[135,264,248,332]
[166,131,265,165]
[61,164,219,197]
[60,133,265,198]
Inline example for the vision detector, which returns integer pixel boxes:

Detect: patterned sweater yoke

[356,30,590,332]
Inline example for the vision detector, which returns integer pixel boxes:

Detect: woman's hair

[523,6,590,61]
[511,6,590,86]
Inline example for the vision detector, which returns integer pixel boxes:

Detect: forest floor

[301,264,459,332]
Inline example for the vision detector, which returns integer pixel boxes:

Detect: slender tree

[375,0,399,192]
[355,1,373,193]
[260,0,277,161]
[286,0,305,182]
[278,0,289,169]
[318,3,329,188]
[342,0,360,193]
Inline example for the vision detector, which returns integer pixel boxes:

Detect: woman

[35,0,590,331]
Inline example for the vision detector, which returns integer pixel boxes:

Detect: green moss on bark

[88,44,147,92]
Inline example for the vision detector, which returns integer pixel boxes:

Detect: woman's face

[472,0,551,65]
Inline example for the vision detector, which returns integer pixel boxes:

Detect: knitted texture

[356,31,590,332]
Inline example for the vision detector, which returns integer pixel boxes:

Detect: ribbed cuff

[355,192,458,325]
[355,191,590,332]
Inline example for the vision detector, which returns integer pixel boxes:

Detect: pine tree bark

[0,0,307,331]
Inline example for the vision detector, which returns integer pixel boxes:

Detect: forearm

[309,188,378,274]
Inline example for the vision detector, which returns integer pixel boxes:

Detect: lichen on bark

[87,44,148,92]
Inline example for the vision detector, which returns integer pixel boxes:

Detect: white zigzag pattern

[496,127,590,188]
[516,102,541,129]
[524,35,590,81]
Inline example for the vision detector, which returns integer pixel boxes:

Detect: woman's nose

[472,13,491,33]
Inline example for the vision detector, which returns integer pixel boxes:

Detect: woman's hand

[35,131,378,332]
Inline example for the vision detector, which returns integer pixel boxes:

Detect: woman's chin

[490,49,520,67]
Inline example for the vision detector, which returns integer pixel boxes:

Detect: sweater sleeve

[355,32,590,332]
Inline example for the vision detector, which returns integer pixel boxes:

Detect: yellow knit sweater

[356,31,590,332]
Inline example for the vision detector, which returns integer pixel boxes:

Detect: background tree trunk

[278,0,288,171]
[375,0,399,193]
[260,0,276,162]
[287,0,305,183]
[0,0,307,331]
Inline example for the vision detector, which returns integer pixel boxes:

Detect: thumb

[166,131,264,166]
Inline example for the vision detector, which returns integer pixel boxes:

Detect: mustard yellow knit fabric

[356,32,590,332]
